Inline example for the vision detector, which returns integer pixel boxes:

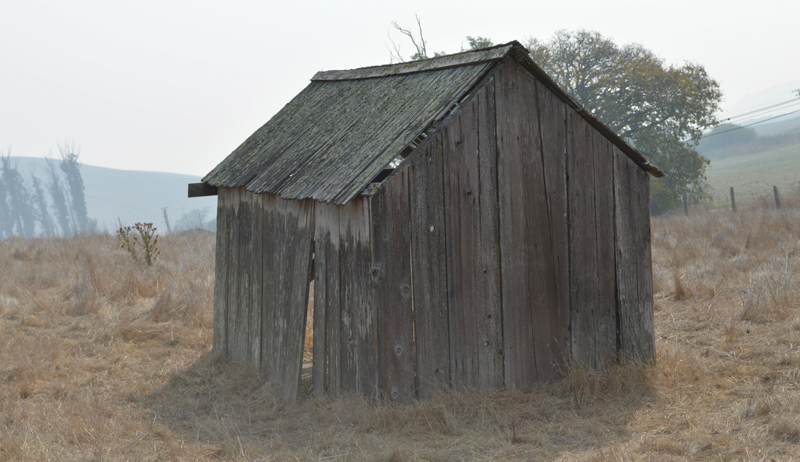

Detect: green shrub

[116,223,159,267]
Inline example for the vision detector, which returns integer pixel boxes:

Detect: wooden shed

[189,41,663,401]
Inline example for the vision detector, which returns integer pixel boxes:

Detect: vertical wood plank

[326,205,342,397]
[212,189,229,355]
[633,166,655,362]
[282,198,315,400]
[535,80,570,379]
[225,188,241,359]
[496,65,535,388]
[567,112,598,368]
[592,133,617,367]
[339,197,376,396]
[259,195,315,400]
[442,82,503,392]
[260,193,279,375]
[312,204,329,396]
[236,190,253,365]
[474,77,504,391]
[248,192,263,369]
[614,149,655,362]
[613,148,634,360]
[443,100,477,391]
[496,60,562,388]
[372,169,415,402]
[409,137,451,399]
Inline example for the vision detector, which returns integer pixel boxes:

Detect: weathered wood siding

[442,79,504,392]
[310,197,377,398]
[214,188,314,401]
[496,60,565,389]
[613,147,656,362]
[214,57,655,401]
[372,169,415,402]
[409,137,451,399]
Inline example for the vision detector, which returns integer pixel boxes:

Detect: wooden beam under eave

[188,183,218,198]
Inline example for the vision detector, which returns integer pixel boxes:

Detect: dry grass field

[4,201,800,461]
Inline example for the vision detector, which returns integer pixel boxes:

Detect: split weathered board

[312,202,344,397]
[312,204,330,396]
[534,78,570,379]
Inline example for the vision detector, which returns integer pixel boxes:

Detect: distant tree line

[0,144,94,239]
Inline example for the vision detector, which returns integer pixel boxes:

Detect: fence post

[730,187,736,212]
[774,186,781,209]
[683,193,688,216]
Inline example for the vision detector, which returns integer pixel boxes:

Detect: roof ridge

[311,41,526,82]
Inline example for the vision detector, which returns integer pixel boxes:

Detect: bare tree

[390,15,428,62]
[388,15,447,63]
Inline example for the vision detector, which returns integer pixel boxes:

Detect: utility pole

[162,207,172,234]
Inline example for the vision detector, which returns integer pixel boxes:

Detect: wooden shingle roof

[202,41,663,204]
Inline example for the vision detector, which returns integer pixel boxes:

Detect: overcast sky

[2,0,799,176]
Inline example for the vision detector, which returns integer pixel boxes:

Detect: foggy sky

[2,0,799,176]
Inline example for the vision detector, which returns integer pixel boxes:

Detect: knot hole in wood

[400,284,411,299]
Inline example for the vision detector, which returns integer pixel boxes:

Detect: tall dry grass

[5,201,800,460]
[0,230,216,461]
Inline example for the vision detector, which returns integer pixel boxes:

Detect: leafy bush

[650,179,681,216]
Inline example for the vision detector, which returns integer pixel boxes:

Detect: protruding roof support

[188,182,218,198]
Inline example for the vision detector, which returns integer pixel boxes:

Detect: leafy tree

[174,208,213,232]
[465,36,494,50]
[525,30,722,213]
[0,169,10,239]
[697,123,758,154]
[46,157,72,237]
[30,174,56,237]
[1,155,36,238]
[59,143,89,232]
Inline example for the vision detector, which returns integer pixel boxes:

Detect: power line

[703,107,800,138]
[720,96,800,123]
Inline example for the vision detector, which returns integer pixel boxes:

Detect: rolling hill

[6,156,216,233]
[704,141,800,206]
